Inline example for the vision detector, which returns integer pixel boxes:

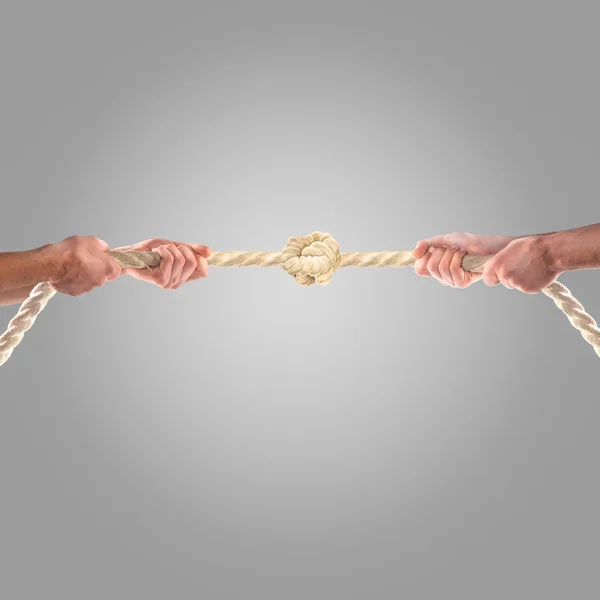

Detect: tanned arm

[0,246,56,306]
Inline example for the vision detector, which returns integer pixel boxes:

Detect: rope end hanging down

[1,231,599,367]
[0,282,57,366]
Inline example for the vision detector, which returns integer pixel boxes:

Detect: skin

[412,223,600,294]
[0,236,211,306]
[2,224,599,304]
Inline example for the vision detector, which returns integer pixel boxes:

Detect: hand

[114,238,211,290]
[45,236,122,296]
[412,232,514,288]
[482,235,561,293]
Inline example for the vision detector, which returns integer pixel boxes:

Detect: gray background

[1,1,599,598]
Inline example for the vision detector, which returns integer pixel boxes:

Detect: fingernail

[451,245,459,249]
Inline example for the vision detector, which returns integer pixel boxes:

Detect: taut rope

[1,231,599,366]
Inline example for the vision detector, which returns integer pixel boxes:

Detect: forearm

[510,230,558,243]
[540,223,600,272]
[0,245,58,306]
[0,284,38,306]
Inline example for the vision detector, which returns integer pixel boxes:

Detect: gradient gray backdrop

[1,1,599,598]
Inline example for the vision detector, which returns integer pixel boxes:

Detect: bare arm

[543,222,600,272]
[1,236,211,307]
[0,246,56,306]
[413,222,600,293]
[0,285,38,306]
[0,238,121,306]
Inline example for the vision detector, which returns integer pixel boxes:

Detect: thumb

[482,260,500,287]
[412,240,431,259]
[413,234,452,257]
[189,243,212,258]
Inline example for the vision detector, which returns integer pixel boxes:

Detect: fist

[412,232,514,288]
[482,235,561,293]
[47,236,121,296]
[113,238,211,289]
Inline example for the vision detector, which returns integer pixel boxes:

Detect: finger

[483,262,500,287]
[171,245,198,288]
[111,239,170,253]
[120,266,155,282]
[106,258,122,282]
[412,240,430,260]
[450,249,468,288]
[165,245,185,289]
[141,238,177,249]
[413,254,432,277]
[499,277,515,290]
[427,246,446,283]
[139,239,212,259]
[174,242,212,260]
[439,246,459,286]
[417,235,449,248]
[189,243,212,259]
[96,238,110,252]
[189,257,209,281]
[154,245,174,287]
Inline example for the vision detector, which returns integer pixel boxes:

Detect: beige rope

[1,231,598,366]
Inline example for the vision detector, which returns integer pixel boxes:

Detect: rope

[1,231,598,366]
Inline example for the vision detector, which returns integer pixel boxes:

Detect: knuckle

[414,262,427,276]
[72,245,86,259]
[183,249,198,267]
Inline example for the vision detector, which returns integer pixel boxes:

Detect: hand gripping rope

[1,231,598,366]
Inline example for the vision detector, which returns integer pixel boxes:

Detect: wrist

[35,244,67,283]
[540,232,568,273]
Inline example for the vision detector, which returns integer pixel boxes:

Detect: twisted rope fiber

[1,231,599,366]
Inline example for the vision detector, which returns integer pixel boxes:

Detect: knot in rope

[281,231,342,286]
